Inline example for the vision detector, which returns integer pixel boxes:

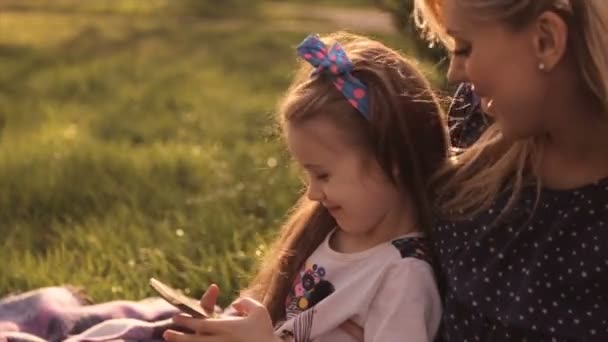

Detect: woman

[416,0,608,340]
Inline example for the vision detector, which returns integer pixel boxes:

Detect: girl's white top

[275,230,442,342]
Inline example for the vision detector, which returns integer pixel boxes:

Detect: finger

[163,329,202,342]
[230,297,266,317]
[200,284,220,313]
[175,313,242,335]
[172,314,206,334]
[339,320,364,341]
[164,329,227,342]
[221,304,245,317]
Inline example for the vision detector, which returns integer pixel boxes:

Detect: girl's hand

[164,297,280,342]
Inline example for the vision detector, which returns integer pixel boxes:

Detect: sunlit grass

[0,1,438,304]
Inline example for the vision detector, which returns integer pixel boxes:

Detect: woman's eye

[452,46,471,57]
[316,173,329,181]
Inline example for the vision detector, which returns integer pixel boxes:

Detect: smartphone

[149,278,213,318]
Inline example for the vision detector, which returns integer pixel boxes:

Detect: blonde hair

[414,0,608,217]
[243,32,449,324]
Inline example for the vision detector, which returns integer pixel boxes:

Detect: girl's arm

[363,259,442,342]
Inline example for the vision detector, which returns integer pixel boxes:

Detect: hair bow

[296,34,370,119]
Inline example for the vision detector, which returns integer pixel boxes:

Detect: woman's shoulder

[438,174,608,222]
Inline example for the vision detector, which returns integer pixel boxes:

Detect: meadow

[0,0,442,305]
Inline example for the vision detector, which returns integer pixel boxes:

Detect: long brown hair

[242,32,449,324]
[413,0,608,218]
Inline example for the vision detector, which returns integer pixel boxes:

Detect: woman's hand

[164,291,279,342]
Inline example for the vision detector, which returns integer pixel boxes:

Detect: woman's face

[442,0,552,140]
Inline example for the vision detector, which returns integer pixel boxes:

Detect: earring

[538,62,546,71]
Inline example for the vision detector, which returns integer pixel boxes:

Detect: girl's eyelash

[304,171,329,182]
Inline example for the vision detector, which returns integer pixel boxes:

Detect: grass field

[0,0,441,305]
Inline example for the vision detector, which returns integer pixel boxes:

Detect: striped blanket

[0,286,183,342]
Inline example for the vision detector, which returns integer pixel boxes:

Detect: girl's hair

[242,32,449,324]
[413,0,608,217]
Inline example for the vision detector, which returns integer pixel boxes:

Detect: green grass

[274,0,375,7]
[0,1,438,305]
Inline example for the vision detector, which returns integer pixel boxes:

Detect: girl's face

[286,115,404,236]
[443,0,552,140]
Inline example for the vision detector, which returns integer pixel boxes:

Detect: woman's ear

[532,11,569,71]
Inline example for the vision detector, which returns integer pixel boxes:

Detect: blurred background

[0,0,447,305]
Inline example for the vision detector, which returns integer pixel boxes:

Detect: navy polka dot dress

[434,84,608,341]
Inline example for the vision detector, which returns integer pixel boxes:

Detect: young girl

[413,0,608,340]
[164,32,449,342]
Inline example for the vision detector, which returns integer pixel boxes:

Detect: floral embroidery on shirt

[285,263,335,320]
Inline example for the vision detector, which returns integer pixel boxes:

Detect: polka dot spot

[353,88,366,99]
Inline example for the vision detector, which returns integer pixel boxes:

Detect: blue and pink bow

[296,34,371,119]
